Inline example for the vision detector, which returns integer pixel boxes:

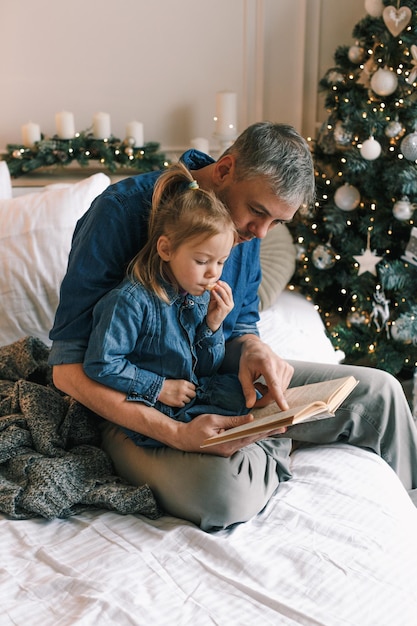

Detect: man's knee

[191,449,281,531]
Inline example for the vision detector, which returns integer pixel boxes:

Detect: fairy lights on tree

[289,0,417,376]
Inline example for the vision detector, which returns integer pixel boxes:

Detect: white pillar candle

[55,111,75,139]
[21,121,41,146]
[190,137,210,154]
[125,121,144,147]
[93,112,111,139]
[214,91,237,138]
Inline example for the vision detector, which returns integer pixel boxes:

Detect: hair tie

[188,180,199,190]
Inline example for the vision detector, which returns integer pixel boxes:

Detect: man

[50,122,417,531]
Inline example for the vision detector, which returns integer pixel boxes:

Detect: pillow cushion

[0,162,12,199]
[0,173,110,347]
[258,224,297,311]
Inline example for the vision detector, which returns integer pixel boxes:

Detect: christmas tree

[289,0,417,379]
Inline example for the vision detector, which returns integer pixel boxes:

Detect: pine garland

[2,131,170,177]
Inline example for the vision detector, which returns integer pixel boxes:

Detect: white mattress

[2,443,416,626]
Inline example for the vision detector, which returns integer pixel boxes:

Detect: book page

[201,375,358,447]
[284,376,357,411]
[251,376,357,421]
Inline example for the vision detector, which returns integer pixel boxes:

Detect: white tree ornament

[365,0,384,18]
[370,288,390,333]
[401,132,417,161]
[370,67,398,96]
[353,232,383,276]
[360,136,382,160]
[393,197,415,221]
[334,183,361,211]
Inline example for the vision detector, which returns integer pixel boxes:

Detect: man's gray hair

[223,122,315,209]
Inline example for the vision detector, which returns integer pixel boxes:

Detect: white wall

[316,0,365,128]
[0,0,365,154]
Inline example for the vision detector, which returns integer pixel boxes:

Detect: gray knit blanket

[0,336,161,520]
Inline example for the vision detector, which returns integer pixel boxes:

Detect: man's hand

[175,412,287,456]
[158,379,196,407]
[238,336,294,411]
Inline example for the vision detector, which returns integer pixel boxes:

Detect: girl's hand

[158,379,196,407]
[206,280,234,332]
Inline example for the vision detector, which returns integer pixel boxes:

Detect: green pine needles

[289,1,417,376]
[3,132,169,177]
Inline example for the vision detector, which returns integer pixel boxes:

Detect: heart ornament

[383,6,412,36]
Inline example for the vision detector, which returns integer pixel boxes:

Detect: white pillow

[0,162,12,199]
[258,224,297,311]
[0,173,110,347]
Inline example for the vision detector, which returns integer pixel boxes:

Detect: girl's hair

[128,161,236,302]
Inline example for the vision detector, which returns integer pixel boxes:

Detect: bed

[1,163,417,626]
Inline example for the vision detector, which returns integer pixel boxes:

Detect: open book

[201,375,359,448]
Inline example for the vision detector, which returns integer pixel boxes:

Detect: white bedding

[1,443,416,626]
[258,290,344,365]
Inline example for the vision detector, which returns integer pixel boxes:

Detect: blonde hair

[129,161,236,302]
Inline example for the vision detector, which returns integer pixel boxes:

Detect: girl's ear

[157,235,172,261]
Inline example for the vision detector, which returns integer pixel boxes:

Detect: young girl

[83,161,252,446]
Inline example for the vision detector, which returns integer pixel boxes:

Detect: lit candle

[125,121,144,147]
[55,111,75,139]
[21,122,41,146]
[93,112,111,139]
[190,137,210,154]
[214,91,237,138]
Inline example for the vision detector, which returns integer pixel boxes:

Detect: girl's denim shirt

[83,278,224,406]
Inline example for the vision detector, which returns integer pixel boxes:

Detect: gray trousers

[101,360,417,531]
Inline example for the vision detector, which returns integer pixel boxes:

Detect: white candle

[125,121,144,147]
[190,137,210,154]
[93,112,111,139]
[21,121,41,146]
[214,91,237,138]
[55,111,75,139]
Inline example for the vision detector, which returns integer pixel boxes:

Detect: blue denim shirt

[49,150,261,366]
[83,278,224,405]
[83,277,254,447]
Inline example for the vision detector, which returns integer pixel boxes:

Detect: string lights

[288,3,417,377]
